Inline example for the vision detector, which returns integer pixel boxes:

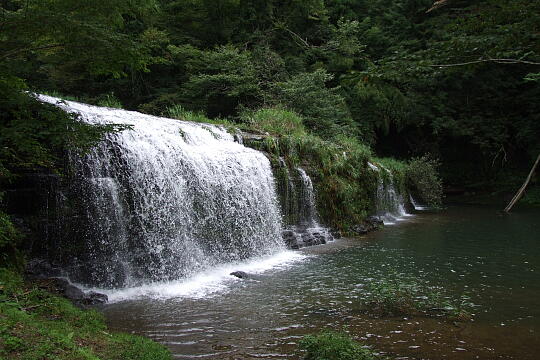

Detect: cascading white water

[368,162,410,225]
[296,168,318,227]
[409,195,429,210]
[38,95,285,288]
[280,168,333,248]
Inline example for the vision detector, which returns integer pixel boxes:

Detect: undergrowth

[0,269,171,360]
[164,104,233,127]
[246,131,377,230]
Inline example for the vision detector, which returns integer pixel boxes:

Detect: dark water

[103,206,540,359]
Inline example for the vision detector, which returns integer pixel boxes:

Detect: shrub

[299,331,378,360]
[406,156,443,207]
[164,104,232,127]
[0,211,19,249]
[97,93,123,109]
[240,107,306,136]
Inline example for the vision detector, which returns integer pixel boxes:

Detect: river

[102,205,540,359]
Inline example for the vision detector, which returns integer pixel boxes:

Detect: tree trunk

[504,153,540,212]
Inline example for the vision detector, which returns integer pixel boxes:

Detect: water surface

[103,205,540,359]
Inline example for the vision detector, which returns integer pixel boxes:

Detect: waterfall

[296,168,318,227]
[368,162,410,225]
[409,195,429,211]
[38,95,284,289]
[280,167,333,249]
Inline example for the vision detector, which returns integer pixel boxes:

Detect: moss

[248,133,378,231]
[299,331,379,360]
[0,269,171,360]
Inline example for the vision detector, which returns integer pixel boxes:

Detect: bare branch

[274,24,311,48]
[429,58,540,67]
[1,44,65,60]
[426,0,451,13]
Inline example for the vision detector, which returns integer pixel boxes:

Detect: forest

[1,0,539,359]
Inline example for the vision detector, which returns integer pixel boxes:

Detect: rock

[83,291,108,305]
[351,225,368,235]
[230,271,250,279]
[64,284,85,300]
[366,215,384,226]
[25,259,62,279]
[230,271,261,281]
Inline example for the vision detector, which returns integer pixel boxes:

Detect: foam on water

[80,251,306,302]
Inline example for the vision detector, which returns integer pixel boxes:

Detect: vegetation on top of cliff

[0,269,171,360]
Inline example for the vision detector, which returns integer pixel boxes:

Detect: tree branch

[426,0,451,13]
[1,44,65,60]
[429,58,540,67]
[274,24,311,48]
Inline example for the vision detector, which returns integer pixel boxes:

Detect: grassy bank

[0,269,171,360]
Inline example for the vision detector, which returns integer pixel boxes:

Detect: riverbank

[0,269,171,359]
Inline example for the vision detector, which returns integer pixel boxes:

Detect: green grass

[0,269,171,360]
[39,90,82,102]
[360,276,473,321]
[97,93,123,109]
[299,331,379,360]
[240,107,306,136]
[244,132,378,231]
[164,104,233,127]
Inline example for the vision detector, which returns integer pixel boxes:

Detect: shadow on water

[102,205,540,359]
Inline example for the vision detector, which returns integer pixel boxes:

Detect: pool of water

[102,205,540,359]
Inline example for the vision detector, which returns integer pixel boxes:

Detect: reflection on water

[103,206,540,359]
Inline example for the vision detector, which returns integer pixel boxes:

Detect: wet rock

[83,291,109,305]
[230,271,250,279]
[366,215,384,226]
[64,284,85,300]
[351,225,369,235]
[25,259,62,279]
[230,271,261,281]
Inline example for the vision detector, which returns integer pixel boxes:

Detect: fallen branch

[504,153,540,212]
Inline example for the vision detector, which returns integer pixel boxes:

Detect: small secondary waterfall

[39,95,284,288]
[296,168,318,227]
[279,166,334,248]
[409,195,428,210]
[368,162,409,225]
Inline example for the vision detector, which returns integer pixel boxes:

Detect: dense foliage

[2,0,538,184]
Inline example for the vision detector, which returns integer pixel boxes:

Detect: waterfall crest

[39,95,284,288]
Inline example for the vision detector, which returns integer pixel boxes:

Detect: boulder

[230,271,261,281]
[64,284,85,300]
[83,291,109,305]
